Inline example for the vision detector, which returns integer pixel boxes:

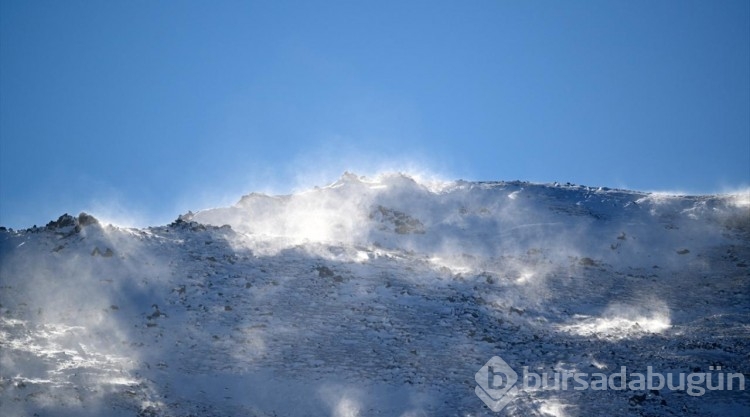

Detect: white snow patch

[559,302,671,340]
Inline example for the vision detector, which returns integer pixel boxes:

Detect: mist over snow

[1,172,749,416]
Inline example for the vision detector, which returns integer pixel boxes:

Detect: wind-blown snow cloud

[0,217,174,415]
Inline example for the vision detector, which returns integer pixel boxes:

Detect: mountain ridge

[1,173,748,416]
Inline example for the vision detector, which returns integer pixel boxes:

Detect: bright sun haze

[1,1,748,228]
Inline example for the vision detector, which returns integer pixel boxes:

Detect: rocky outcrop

[369,205,425,234]
[45,214,78,231]
[44,212,100,235]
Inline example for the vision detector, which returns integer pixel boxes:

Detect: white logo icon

[475,356,519,412]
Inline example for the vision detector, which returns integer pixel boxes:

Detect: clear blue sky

[1,1,748,228]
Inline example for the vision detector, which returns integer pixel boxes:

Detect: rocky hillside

[1,173,748,416]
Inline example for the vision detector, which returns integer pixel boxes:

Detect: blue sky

[1,1,748,228]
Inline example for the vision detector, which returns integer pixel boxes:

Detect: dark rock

[91,247,114,257]
[579,257,597,267]
[316,266,335,278]
[170,211,195,227]
[370,205,425,234]
[77,212,99,226]
[509,306,525,315]
[629,393,647,406]
[46,214,77,230]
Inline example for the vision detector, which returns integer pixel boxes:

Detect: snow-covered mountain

[1,172,748,416]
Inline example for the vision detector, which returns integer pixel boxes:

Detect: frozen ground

[1,173,748,416]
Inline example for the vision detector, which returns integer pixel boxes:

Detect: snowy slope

[1,172,748,417]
